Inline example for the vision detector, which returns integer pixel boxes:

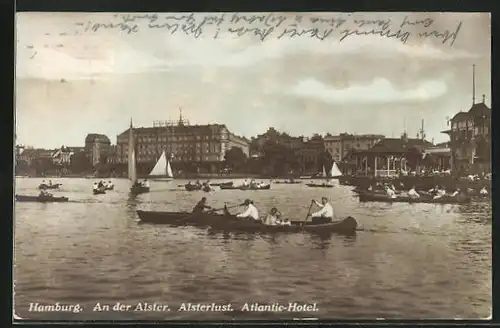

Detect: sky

[15,12,491,148]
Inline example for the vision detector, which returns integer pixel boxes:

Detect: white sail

[148,151,174,179]
[149,151,168,176]
[166,160,173,178]
[330,162,343,177]
[128,121,137,183]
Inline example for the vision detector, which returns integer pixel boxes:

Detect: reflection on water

[14,178,491,320]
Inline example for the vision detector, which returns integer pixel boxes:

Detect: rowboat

[358,192,470,204]
[136,210,357,235]
[93,188,106,195]
[38,183,62,190]
[15,194,69,203]
[210,182,234,187]
[220,184,271,190]
[208,216,357,235]
[273,181,302,184]
[131,184,150,194]
[184,184,212,192]
[306,183,334,188]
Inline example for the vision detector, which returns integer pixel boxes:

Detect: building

[115,115,250,174]
[441,95,491,173]
[348,134,434,177]
[324,133,385,162]
[296,135,325,173]
[106,145,119,165]
[85,134,111,167]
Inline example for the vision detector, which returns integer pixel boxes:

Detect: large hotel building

[115,114,250,173]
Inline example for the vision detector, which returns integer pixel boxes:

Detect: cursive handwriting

[67,13,464,48]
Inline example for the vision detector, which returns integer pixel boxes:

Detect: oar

[301,200,315,228]
[179,203,242,221]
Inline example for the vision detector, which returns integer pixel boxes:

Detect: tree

[224,147,248,172]
[70,151,91,173]
[261,140,299,176]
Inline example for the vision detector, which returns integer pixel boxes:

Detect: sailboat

[148,150,173,181]
[128,120,150,195]
[329,162,343,178]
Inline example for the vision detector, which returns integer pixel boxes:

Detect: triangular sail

[149,151,168,176]
[128,121,137,183]
[166,160,173,178]
[330,162,343,177]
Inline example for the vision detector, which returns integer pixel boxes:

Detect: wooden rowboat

[136,210,357,235]
[16,194,69,203]
[130,184,150,195]
[38,183,62,190]
[93,188,106,195]
[306,183,334,188]
[358,192,470,204]
[220,184,271,190]
[273,181,302,184]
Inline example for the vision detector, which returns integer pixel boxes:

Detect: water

[13,178,492,320]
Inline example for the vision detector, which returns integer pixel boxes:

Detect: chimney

[482,94,485,104]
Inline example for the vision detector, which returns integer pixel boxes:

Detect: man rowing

[236,199,260,221]
[192,197,212,214]
[310,197,334,224]
[384,185,397,199]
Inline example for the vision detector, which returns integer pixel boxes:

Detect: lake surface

[13,178,492,320]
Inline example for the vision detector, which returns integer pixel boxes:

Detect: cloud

[287,77,448,104]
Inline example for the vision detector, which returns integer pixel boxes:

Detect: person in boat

[433,187,447,200]
[236,199,260,221]
[276,217,291,226]
[242,179,249,187]
[196,180,201,186]
[39,190,52,197]
[48,180,53,186]
[310,197,334,224]
[390,183,396,191]
[107,180,113,188]
[192,197,212,214]
[367,185,373,191]
[428,185,439,196]
[451,188,461,197]
[98,180,104,188]
[480,187,488,196]
[250,179,257,188]
[93,182,99,190]
[263,207,281,226]
[408,186,420,199]
[142,179,150,188]
[385,185,397,199]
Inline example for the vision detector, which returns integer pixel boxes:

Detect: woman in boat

[310,197,334,224]
[236,199,260,221]
[263,207,281,226]
[408,186,420,199]
[433,187,447,200]
[385,185,397,199]
[93,182,99,190]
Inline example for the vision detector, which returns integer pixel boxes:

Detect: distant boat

[329,162,343,178]
[148,150,173,182]
[128,120,150,195]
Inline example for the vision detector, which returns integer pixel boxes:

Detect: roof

[451,102,491,122]
[116,124,250,143]
[352,138,433,154]
[85,134,111,144]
